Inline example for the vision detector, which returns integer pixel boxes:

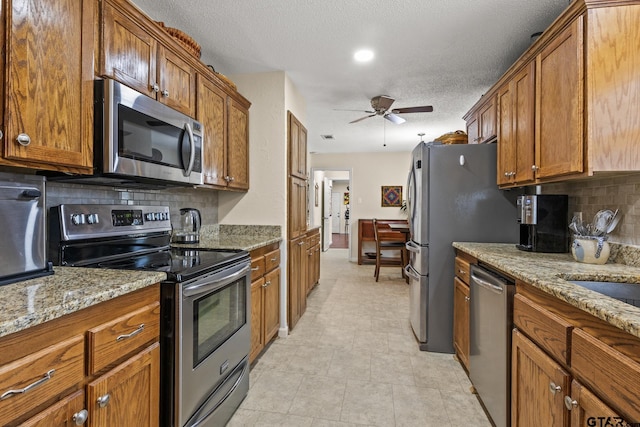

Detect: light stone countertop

[453,242,640,339]
[0,267,166,339]
[171,224,283,251]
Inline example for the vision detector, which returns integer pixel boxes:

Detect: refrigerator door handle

[404,264,421,281]
[405,240,421,253]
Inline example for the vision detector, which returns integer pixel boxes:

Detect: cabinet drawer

[0,335,84,423]
[264,249,281,272]
[454,256,470,283]
[251,256,266,279]
[572,328,640,421]
[87,302,160,375]
[513,294,572,365]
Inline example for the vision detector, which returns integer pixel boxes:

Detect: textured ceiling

[131,0,570,153]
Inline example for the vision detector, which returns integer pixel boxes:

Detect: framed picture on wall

[381,186,402,207]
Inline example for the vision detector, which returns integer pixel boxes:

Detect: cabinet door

[87,343,160,427]
[313,244,320,286]
[20,390,85,427]
[288,177,308,239]
[263,268,281,343]
[512,62,536,184]
[288,238,303,329]
[453,277,470,370]
[227,98,250,190]
[198,75,228,187]
[512,329,569,427]
[466,115,480,144]
[535,17,583,179]
[158,45,196,116]
[250,277,265,363]
[497,83,515,185]
[101,2,156,97]
[4,0,94,170]
[479,97,497,143]
[568,380,626,426]
[288,112,307,179]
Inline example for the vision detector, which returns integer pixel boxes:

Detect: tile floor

[228,248,491,426]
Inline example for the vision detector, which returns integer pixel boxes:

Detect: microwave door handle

[184,123,196,176]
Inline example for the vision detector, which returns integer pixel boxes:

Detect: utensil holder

[571,236,610,264]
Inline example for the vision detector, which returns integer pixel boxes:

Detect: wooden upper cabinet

[586,5,640,173]
[198,75,227,187]
[465,96,496,144]
[100,1,196,117]
[288,111,307,178]
[497,61,535,187]
[227,98,250,190]
[535,16,583,180]
[2,0,94,172]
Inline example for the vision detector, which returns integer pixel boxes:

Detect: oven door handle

[182,263,250,297]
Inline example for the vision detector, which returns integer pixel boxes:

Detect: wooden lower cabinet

[511,329,570,427]
[453,277,470,369]
[249,243,281,363]
[0,285,160,426]
[87,343,159,427]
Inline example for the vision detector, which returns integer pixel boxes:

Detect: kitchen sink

[568,280,640,308]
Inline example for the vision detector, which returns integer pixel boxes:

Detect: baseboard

[278,326,289,337]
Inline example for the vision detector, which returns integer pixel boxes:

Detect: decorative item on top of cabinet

[198,74,251,191]
[453,251,475,371]
[0,0,94,173]
[249,242,281,363]
[100,0,196,117]
[0,284,160,426]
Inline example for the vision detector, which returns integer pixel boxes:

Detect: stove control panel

[145,212,169,221]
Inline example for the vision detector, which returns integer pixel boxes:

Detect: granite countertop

[172,224,282,251]
[453,242,640,339]
[0,267,166,339]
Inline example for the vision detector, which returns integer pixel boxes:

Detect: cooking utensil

[593,209,614,236]
[606,212,621,234]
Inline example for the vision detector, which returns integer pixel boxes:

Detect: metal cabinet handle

[531,165,539,172]
[162,89,169,98]
[16,133,31,146]
[72,409,89,425]
[0,369,55,400]
[228,176,235,182]
[549,382,561,395]
[458,269,465,274]
[116,324,144,342]
[251,266,260,271]
[151,83,159,92]
[464,296,470,302]
[298,241,305,246]
[270,257,277,262]
[97,393,110,408]
[564,395,578,410]
[262,280,271,288]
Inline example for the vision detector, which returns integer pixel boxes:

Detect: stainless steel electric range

[49,204,251,427]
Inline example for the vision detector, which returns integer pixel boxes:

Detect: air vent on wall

[320,135,335,140]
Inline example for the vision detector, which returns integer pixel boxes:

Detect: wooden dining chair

[372,218,406,281]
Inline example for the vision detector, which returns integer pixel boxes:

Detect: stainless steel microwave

[93,78,203,186]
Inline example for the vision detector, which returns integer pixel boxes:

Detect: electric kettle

[173,208,201,243]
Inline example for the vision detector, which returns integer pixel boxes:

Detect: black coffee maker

[516,194,569,253]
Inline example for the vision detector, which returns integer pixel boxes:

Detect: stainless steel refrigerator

[405,142,518,352]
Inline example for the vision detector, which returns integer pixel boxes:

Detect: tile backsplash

[543,173,640,246]
[46,181,218,228]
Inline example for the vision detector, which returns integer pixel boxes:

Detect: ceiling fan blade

[391,106,434,114]
[384,113,406,124]
[349,114,376,124]
[334,109,375,113]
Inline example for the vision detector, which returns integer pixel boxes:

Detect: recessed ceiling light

[354,49,374,62]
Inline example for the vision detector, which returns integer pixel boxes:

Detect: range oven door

[176,260,251,427]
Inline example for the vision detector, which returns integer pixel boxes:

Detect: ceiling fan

[345,95,433,124]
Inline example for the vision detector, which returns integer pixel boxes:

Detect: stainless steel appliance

[48,204,250,427]
[49,79,203,187]
[173,207,202,243]
[404,142,518,352]
[469,264,515,427]
[0,172,53,285]
[516,194,569,253]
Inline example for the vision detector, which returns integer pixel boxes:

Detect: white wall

[221,70,306,336]
[310,151,411,261]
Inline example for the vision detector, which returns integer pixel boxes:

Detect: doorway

[310,169,351,255]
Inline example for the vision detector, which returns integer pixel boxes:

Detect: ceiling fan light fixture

[354,49,374,62]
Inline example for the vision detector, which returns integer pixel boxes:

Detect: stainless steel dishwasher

[469,264,515,427]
